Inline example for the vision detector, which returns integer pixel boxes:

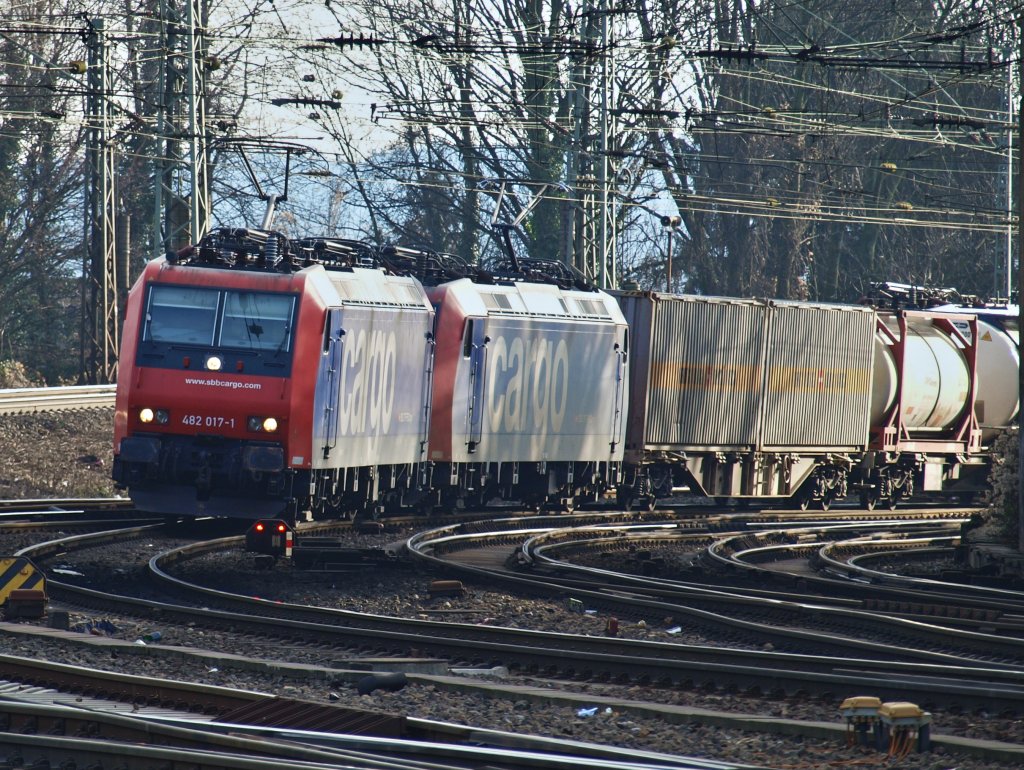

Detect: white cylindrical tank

[972,319,1019,437]
[870,315,971,431]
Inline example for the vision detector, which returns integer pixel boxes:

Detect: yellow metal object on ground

[0,556,45,604]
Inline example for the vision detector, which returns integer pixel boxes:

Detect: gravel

[1,410,1022,769]
[0,409,117,500]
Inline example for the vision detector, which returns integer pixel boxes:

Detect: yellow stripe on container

[650,364,761,391]
[767,366,871,393]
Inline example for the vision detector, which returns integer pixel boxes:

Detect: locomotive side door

[464,317,488,453]
[610,329,628,452]
[320,308,343,459]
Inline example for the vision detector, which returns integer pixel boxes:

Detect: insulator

[264,234,279,266]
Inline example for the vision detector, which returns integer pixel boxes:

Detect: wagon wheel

[859,491,878,511]
[885,495,899,511]
[817,496,831,512]
[798,495,812,512]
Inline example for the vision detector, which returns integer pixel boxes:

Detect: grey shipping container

[615,292,876,458]
[761,300,876,450]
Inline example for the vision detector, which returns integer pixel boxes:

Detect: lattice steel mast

[80,18,118,383]
[152,0,210,256]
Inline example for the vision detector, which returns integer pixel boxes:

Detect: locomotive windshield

[144,285,296,353]
[145,286,218,345]
[220,292,295,352]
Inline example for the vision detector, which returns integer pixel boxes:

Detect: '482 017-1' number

[182,414,235,428]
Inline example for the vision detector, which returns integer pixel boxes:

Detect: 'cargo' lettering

[338,328,396,435]
[487,335,568,434]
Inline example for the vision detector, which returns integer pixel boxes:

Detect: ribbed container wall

[625,294,769,449]
[760,303,875,449]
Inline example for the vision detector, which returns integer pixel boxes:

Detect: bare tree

[0,0,87,381]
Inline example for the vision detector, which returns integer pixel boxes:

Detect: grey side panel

[313,305,433,470]
[455,316,625,463]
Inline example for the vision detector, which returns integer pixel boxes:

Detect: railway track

[0,657,717,770]
[3,506,1023,764]
[410,511,1024,648]
[14,513,1024,717]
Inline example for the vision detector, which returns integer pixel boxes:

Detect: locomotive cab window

[144,285,219,345]
[220,291,295,352]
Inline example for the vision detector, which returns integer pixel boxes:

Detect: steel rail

[521,523,1024,635]
[0,497,133,516]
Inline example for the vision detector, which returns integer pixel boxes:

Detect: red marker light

[236,360,244,372]
[183,356,190,368]
[255,522,265,532]
[276,523,287,533]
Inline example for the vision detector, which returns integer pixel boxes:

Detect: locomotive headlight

[205,355,223,371]
[139,408,170,425]
[247,416,280,432]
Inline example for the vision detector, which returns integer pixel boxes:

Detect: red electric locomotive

[423,273,629,511]
[113,230,435,520]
